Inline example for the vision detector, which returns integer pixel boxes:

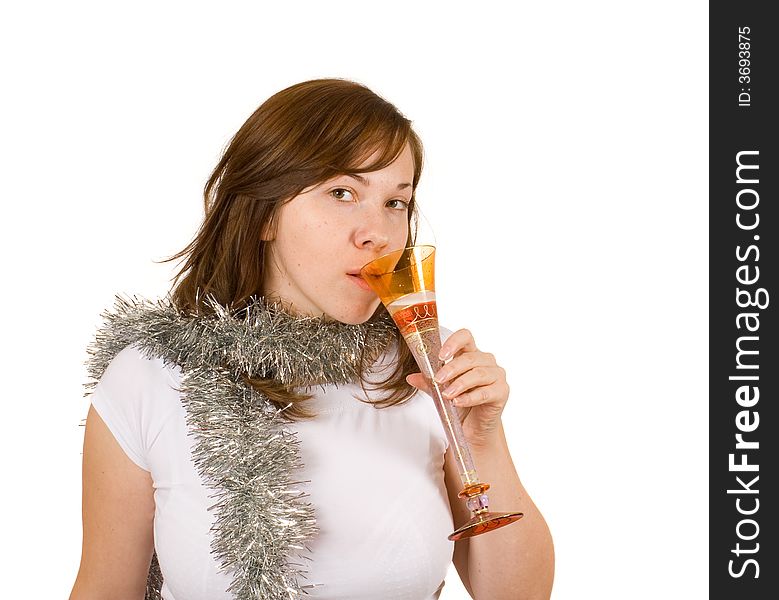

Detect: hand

[406,328,509,448]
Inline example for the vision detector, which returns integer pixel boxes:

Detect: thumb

[406,372,433,396]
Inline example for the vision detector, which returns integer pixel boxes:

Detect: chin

[329,299,383,325]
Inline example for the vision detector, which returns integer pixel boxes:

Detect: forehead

[352,141,414,173]
[296,142,415,196]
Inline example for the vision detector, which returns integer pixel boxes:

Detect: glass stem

[425,374,480,489]
[405,327,482,492]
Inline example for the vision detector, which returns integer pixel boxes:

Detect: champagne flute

[360,245,523,540]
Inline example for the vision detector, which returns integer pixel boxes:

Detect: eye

[330,187,355,202]
[386,198,410,210]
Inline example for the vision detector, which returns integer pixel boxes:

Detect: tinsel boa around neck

[83,293,398,600]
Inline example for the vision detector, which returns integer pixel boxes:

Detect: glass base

[448,511,524,541]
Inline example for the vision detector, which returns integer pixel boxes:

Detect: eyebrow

[344,173,412,190]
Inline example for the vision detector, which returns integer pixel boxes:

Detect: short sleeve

[90,344,182,472]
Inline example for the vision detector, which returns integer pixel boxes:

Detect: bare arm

[69,405,155,599]
[444,421,555,600]
[410,328,554,599]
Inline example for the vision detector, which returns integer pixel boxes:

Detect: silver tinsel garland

[84,293,397,599]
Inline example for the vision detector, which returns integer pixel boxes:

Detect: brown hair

[161,78,424,419]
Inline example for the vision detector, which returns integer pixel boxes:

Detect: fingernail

[443,385,459,398]
[439,347,451,360]
[434,370,448,384]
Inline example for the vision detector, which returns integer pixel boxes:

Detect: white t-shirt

[90,329,456,600]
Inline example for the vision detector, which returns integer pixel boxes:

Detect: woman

[69,79,554,600]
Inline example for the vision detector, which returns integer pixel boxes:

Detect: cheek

[395,219,411,247]
[282,223,338,270]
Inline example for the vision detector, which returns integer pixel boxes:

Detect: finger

[452,382,509,409]
[451,385,492,407]
[440,365,500,400]
[434,351,496,386]
[438,328,478,361]
[405,373,433,397]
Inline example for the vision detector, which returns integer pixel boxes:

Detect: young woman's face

[263,142,414,324]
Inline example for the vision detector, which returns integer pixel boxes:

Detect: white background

[0,1,708,597]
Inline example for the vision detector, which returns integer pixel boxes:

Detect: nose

[352,205,392,252]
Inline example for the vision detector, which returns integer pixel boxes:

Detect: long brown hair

[161,78,424,419]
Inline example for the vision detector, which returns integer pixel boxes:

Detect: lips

[347,272,372,292]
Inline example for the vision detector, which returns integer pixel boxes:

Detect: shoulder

[97,344,182,391]
[89,344,184,471]
[92,343,184,419]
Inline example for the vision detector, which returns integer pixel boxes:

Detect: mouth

[347,272,373,292]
